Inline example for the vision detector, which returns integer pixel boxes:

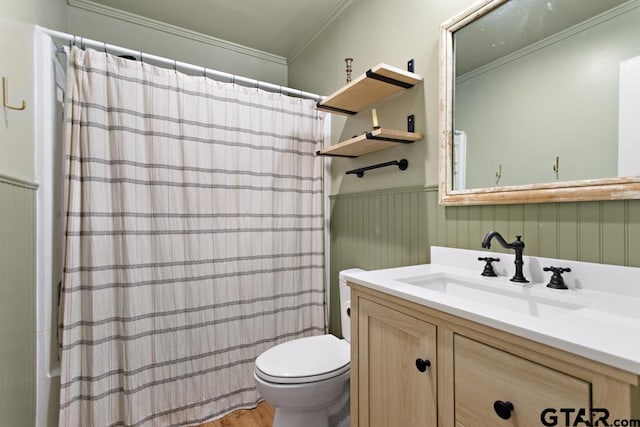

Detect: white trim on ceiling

[287,0,355,64]
[67,0,288,65]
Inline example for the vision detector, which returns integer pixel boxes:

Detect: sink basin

[397,272,585,318]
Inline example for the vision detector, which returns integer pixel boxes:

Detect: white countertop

[342,246,640,375]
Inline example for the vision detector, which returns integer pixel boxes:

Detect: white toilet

[254,268,363,427]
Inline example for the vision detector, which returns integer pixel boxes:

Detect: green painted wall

[0,179,36,425]
[329,186,640,335]
[288,0,640,336]
[0,0,67,182]
[289,0,476,195]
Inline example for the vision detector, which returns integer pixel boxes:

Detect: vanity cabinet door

[454,334,591,427]
[356,298,437,427]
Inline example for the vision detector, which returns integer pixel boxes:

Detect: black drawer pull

[415,358,431,372]
[493,400,514,419]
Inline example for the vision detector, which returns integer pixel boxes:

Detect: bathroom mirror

[439,0,640,205]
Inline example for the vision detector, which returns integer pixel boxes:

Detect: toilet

[254,268,363,427]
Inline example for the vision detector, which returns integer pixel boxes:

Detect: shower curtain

[58,47,326,427]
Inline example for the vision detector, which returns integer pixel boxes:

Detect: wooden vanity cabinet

[354,298,437,427]
[349,283,640,427]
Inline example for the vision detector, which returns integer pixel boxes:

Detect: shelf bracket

[365,70,415,89]
[315,150,358,158]
[365,133,415,144]
[315,102,357,115]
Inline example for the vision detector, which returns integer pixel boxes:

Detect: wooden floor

[199,401,274,427]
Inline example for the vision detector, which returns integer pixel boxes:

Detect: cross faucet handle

[478,257,500,277]
[543,266,572,289]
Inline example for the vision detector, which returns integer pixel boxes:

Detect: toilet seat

[255,334,350,384]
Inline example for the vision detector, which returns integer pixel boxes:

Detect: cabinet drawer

[454,334,591,427]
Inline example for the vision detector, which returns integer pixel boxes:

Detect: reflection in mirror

[439,0,640,205]
[454,0,640,189]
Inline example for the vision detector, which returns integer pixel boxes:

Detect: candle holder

[371,108,380,130]
[345,58,353,83]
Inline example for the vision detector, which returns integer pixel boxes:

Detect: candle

[372,108,379,129]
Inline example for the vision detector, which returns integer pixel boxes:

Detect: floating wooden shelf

[316,128,423,158]
[316,63,423,116]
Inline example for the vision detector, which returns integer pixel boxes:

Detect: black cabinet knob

[415,358,431,372]
[493,400,514,420]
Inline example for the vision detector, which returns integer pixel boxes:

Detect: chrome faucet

[481,231,529,283]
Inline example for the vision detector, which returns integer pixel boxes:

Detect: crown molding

[287,0,354,64]
[67,0,287,66]
[457,0,640,84]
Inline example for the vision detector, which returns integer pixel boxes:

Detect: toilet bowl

[253,268,364,427]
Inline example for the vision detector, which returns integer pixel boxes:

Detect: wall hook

[495,164,502,184]
[553,156,560,179]
[2,77,27,111]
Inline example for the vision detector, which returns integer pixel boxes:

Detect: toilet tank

[338,268,365,343]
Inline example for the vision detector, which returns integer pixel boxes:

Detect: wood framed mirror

[439,0,640,206]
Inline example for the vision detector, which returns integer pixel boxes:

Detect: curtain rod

[41,27,324,102]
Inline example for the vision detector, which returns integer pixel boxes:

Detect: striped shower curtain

[58,47,326,426]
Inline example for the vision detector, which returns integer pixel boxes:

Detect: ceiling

[85,0,352,60]
[455,0,630,75]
